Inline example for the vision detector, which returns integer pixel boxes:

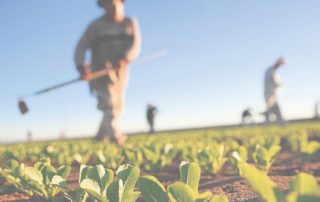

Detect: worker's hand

[77,64,92,81]
[82,68,93,81]
[114,58,129,70]
[104,62,118,82]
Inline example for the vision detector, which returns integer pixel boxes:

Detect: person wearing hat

[74,0,141,144]
[262,57,285,123]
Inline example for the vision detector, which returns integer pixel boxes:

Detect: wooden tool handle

[88,68,110,81]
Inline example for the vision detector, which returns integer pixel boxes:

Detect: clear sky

[1,0,320,142]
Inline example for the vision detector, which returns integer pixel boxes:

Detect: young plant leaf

[210,195,229,202]
[238,162,282,202]
[167,182,196,202]
[57,166,71,179]
[138,175,168,202]
[286,172,320,202]
[79,165,90,183]
[80,178,108,202]
[107,164,140,202]
[23,167,43,185]
[101,168,114,195]
[51,175,69,191]
[180,161,200,193]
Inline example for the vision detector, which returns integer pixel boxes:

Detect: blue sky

[1,0,320,142]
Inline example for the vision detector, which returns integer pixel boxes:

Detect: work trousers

[264,94,284,123]
[90,63,128,141]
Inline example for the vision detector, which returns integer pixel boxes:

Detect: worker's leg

[151,119,155,133]
[96,107,114,141]
[147,118,151,133]
[112,63,129,143]
[264,94,277,123]
[272,102,284,123]
[95,64,128,143]
[95,86,125,142]
[149,119,154,133]
[95,87,115,141]
[241,116,245,124]
[263,109,271,123]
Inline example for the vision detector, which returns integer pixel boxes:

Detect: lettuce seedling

[79,164,140,202]
[141,144,176,172]
[237,161,284,202]
[286,172,320,202]
[123,148,144,167]
[95,146,123,170]
[0,160,33,196]
[138,162,228,202]
[25,158,71,201]
[138,175,168,202]
[0,158,71,201]
[141,146,163,172]
[234,158,320,202]
[107,164,140,202]
[79,164,113,201]
[230,146,248,175]
[179,161,212,201]
[197,144,227,174]
[73,151,92,165]
[161,143,177,168]
[288,132,320,159]
[252,144,281,172]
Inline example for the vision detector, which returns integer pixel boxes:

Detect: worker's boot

[95,133,110,143]
[111,134,127,145]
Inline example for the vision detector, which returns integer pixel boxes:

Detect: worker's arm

[74,23,95,76]
[272,67,283,88]
[154,107,158,116]
[124,18,141,62]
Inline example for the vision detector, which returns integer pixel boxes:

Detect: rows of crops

[0,122,320,201]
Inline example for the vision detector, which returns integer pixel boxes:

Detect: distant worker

[27,131,32,142]
[315,101,320,119]
[74,0,141,144]
[59,131,66,139]
[262,57,285,123]
[146,103,158,133]
[241,108,253,124]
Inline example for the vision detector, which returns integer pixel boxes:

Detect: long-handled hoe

[18,50,167,115]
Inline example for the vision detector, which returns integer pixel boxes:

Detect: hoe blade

[18,100,29,115]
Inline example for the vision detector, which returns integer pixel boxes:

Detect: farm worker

[27,131,33,142]
[74,0,141,144]
[262,57,285,123]
[241,108,253,124]
[146,103,158,133]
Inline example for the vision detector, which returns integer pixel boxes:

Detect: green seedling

[79,164,140,202]
[230,146,248,175]
[288,132,320,159]
[252,144,281,172]
[0,158,70,201]
[138,161,228,202]
[197,144,227,174]
[234,158,320,202]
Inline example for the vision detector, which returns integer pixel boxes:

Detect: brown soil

[0,192,29,202]
[1,151,320,202]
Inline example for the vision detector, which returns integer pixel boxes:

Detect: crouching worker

[241,108,253,124]
[74,0,141,144]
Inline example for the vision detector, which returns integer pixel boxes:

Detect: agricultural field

[0,121,320,202]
